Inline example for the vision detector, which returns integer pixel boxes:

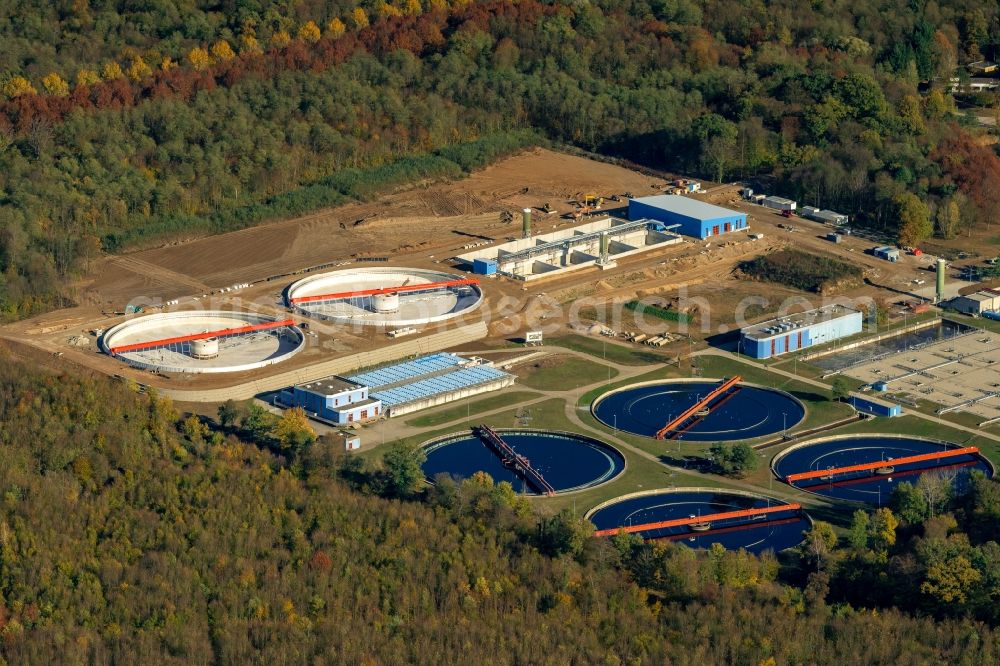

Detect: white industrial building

[800,207,849,225]
[458,217,683,281]
[950,289,1000,316]
[762,196,796,212]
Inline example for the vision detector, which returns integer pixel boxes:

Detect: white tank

[190,337,220,359]
[372,292,401,313]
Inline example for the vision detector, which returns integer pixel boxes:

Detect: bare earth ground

[77,148,666,306]
[0,147,979,396]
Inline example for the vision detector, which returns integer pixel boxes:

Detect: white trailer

[763,196,796,212]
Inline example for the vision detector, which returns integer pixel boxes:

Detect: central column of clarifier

[371,292,401,313]
[190,336,220,359]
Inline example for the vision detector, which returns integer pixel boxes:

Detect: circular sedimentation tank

[422,429,625,495]
[773,435,994,504]
[287,267,483,326]
[587,489,809,554]
[592,379,805,442]
[100,311,304,374]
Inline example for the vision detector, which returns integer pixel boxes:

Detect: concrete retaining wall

[156,321,489,402]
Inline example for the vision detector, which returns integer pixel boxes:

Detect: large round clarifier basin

[422,429,625,495]
[773,435,994,504]
[100,311,304,374]
[588,489,808,554]
[593,379,805,441]
[287,267,483,326]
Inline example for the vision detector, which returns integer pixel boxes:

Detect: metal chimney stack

[936,258,946,303]
[522,208,531,239]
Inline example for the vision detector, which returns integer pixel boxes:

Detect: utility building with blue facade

[740,305,863,359]
[279,377,382,425]
[629,195,747,239]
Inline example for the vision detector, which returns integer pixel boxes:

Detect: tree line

[0,349,999,663]
[1,0,999,322]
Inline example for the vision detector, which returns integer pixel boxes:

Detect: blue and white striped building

[740,305,863,359]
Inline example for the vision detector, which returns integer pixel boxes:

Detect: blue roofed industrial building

[279,353,516,422]
[629,195,747,239]
[740,304,863,359]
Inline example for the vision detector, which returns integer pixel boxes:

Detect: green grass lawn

[515,355,619,391]
[377,352,997,521]
[403,390,541,428]
[550,334,671,366]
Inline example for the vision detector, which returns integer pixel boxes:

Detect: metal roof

[298,377,362,395]
[741,304,861,340]
[631,195,743,222]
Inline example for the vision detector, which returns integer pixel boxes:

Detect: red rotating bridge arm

[593,503,802,537]
[784,447,980,484]
[109,319,296,355]
[289,278,479,305]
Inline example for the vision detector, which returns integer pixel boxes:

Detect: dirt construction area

[76,149,668,307]
[0,147,957,399]
[842,331,1000,423]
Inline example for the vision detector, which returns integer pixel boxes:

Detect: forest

[1,0,1000,319]
[0,350,999,662]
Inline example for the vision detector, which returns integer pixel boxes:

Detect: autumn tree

[377,1,403,18]
[935,198,960,239]
[211,40,236,61]
[298,21,322,43]
[41,73,70,96]
[126,56,151,81]
[270,30,291,48]
[3,75,36,97]
[75,69,101,87]
[187,47,211,71]
[240,33,263,55]
[273,407,317,456]
[350,7,370,28]
[326,18,346,38]
[868,507,899,554]
[895,192,932,247]
[800,520,838,570]
[101,61,124,80]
